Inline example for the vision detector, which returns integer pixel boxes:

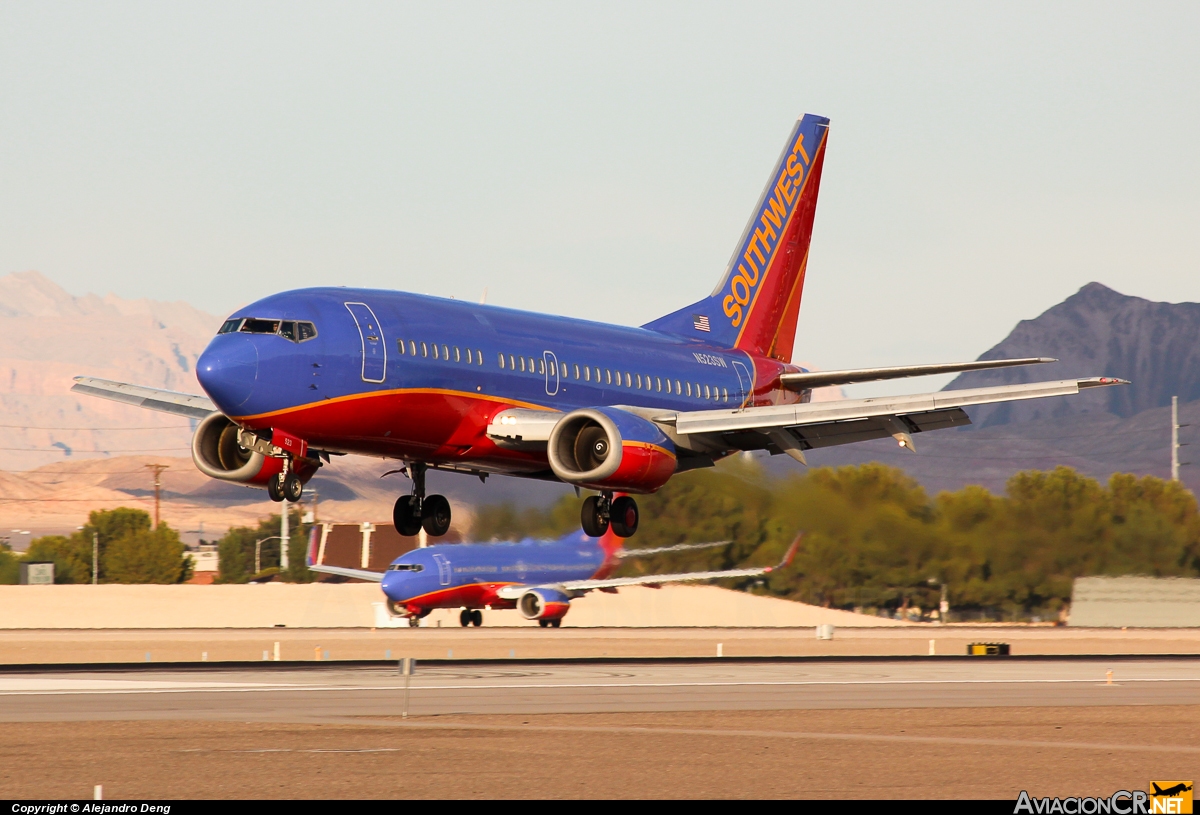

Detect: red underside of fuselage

[401,583,519,615]
[235,389,552,474]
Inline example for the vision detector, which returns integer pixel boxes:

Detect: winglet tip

[779,533,802,569]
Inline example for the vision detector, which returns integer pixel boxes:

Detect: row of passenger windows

[397,337,731,403]
[497,352,730,402]
[396,339,484,365]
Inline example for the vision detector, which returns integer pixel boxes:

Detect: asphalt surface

[2,657,1199,721]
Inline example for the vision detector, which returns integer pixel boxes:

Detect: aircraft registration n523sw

[75,113,1127,545]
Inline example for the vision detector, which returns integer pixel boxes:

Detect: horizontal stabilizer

[72,376,216,419]
[778,357,1055,390]
[308,564,384,583]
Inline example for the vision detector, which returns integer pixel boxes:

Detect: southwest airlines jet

[74,115,1125,621]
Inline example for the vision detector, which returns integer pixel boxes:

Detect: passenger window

[297,322,318,341]
[421,342,428,358]
[594,367,601,382]
[442,344,449,360]
[560,362,567,378]
[675,380,682,394]
[409,340,417,356]
[582,366,589,381]
[656,377,662,392]
[509,354,516,370]
[476,350,483,365]
[694,383,701,398]
[432,344,439,360]
[537,358,545,375]
[573,364,580,380]
[498,353,505,368]
[527,357,535,372]
[454,347,461,362]
[645,374,651,390]
[519,357,526,372]
[704,385,711,399]
[624,372,632,387]
[218,319,242,334]
[605,370,612,385]
[635,374,642,389]
[397,339,406,355]
[722,387,729,402]
[664,380,672,394]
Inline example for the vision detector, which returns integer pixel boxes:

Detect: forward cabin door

[543,351,560,396]
[344,303,386,383]
[432,553,451,586]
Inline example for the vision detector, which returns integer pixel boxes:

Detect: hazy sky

[3,2,1198,394]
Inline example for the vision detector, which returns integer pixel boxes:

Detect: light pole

[93,532,99,585]
[255,536,283,577]
[280,499,289,572]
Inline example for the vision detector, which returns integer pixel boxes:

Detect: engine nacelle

[547,407,676,493]
[191,413,318,487]
[517,588,572,621]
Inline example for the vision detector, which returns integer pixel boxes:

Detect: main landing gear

[393,462,452,537]
[267,461,303,503]
[538,619,561,628]
[459,608,482,627]
[580,492,639,538]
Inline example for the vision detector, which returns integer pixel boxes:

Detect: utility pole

[280,498,290,572]
[145,464,168,528]
[1171,396,1190,482]
[93,531,99,585]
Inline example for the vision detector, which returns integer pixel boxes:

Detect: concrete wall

[0,583,908,629]
[1069,576,1200,627]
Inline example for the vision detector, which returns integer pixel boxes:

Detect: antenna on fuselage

[480,287,488,304]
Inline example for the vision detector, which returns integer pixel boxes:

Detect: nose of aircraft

[197,335,259,410]
[381,571,403,600]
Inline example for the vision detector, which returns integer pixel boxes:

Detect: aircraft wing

[661,376,1128,460]
[71,376,216,420]
[497,536,801,597]
[308,564,385,583]
[778,357,1054,390]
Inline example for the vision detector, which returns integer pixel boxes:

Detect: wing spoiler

[778,357,1055,390]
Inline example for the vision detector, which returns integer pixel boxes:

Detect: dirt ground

[2,705,1195,799]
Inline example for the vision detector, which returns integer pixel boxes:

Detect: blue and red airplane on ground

[75,114,1126,624]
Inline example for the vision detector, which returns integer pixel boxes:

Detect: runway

[2,657,1199,721]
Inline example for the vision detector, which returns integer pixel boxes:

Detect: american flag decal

[692,314,711,332]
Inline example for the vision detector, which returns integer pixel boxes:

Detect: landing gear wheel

[266,473,285,502]
[470,609,483,627]
[550,619,561,628]
[283,472,303,502]
[609,496,639,538]
[421,494,452,537]
[539,619,550,628]
[580,495,610,537]
[407,616,420,628]
[460,609,472,628]
[393,495,423,537]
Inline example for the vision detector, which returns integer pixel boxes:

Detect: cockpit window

[224,318,318,342]
[388,563,424,572]
[240,318,280,334]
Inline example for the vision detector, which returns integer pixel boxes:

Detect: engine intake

[547,407,676,493]
[191,413,317,487]
[517,588,572,621]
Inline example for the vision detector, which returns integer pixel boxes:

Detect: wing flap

[672,377,1127,437]
[72,376,216,419]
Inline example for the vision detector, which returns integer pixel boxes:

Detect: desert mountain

[943,283,1200,428]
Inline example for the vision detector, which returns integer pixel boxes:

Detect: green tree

[217,508,312,583]
[24,534,91,583]
[104,523,190,584]
[0,542,19,585]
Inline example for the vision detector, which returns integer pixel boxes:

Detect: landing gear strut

[393,462,452,537]
[459,608,482,627]
[580,492,638,538]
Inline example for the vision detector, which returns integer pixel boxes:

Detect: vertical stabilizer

[642,114,829,362]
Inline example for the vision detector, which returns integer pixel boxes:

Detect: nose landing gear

[267,463,304,503]
[392,462,452,537]
[580,492,638,538]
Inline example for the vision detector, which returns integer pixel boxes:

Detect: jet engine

[546,407,676,493]
[517,587,572,621]
[190,412,318,487]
